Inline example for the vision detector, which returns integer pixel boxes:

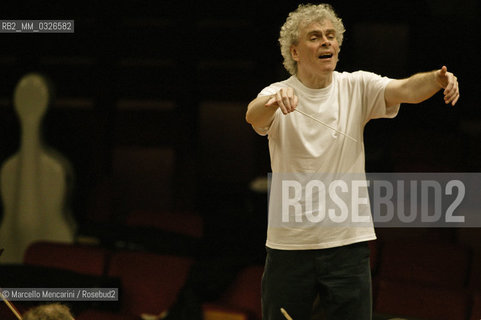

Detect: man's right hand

[266,87,298,115]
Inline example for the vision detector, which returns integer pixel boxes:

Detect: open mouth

[318,53,333,59]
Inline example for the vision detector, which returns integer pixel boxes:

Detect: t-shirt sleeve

[359,71,400,123]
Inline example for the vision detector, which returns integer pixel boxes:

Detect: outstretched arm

[385,66,459,107]
[245,87,298,128]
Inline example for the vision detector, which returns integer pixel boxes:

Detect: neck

[20,119,42,158]
[296,69,333,89]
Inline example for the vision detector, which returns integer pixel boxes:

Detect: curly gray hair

[279,3,345,75]
[23,303,74,320]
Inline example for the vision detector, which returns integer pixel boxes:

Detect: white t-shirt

[254,71,400,250]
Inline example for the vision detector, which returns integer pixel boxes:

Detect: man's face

[290,19,340,76]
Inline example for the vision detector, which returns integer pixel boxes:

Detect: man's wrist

[434,69,444,88]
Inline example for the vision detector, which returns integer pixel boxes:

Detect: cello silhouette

[0,73,76,263]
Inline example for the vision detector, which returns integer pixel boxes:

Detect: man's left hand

[436,66,460,106]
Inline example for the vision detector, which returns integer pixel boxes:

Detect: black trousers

[262,241,372,320]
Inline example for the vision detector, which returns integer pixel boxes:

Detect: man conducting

[245,3,459,320]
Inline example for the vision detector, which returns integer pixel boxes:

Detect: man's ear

[290,45,299,62]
